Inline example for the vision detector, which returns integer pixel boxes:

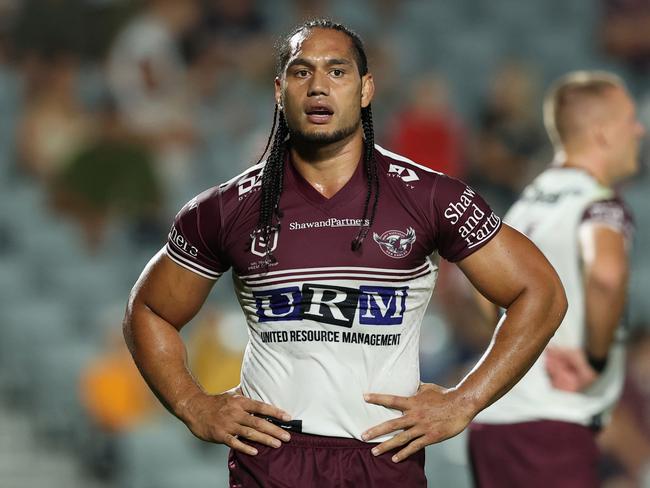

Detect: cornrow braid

[352,104,379,251]
[252,106,289,264]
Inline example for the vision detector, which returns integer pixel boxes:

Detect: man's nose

[307,70,329,97]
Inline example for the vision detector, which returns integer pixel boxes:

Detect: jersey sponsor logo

[238,173,262,199]
[289,217,370,231]
[388,163,419,183]
[251,229,279,257]
[443,186,476,224]
[520,185,581,204]
[253,284,409,327]
[168,226,199,257]
[373,227,416,258]
[443,187,501,249]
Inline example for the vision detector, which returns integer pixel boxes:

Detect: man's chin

[290,125,358,145]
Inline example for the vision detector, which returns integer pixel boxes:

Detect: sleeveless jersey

[166,145,501,440]
[476,166,633,426]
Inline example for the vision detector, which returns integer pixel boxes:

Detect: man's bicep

[456,224,561,309]
[130,249,217,330]
[580,224,629,290]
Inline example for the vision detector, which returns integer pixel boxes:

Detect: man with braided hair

[123,20,567,487]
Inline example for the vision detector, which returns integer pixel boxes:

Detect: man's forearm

[123,301,204,422]
[584,272,627,362]
[452,283,566,414]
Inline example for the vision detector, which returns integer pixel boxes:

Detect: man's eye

[331,69,344,77]
[296,70,309,77]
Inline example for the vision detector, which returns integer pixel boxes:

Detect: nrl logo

[251,229,279,257]
[373,227,416,259]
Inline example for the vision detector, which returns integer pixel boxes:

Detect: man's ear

[361,73,375,108]
[274,76,283,109]
[593,124,609,150]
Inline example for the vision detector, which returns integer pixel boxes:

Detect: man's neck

[560,151,611,187]
[289,129,365,198]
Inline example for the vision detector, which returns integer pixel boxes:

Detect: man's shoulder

[217,162,265,203]
[175,162,265,220]
[374,144,484,206]
[373,144,444,193]
[582,194,635,239]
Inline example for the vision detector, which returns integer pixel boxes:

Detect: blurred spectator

[11,0,85,58]
[106,0,200,187]
[80,328,157,434]
[182,1,285,183]
[467,61,548,215]
[79,327,158,480]
[50,117,163,250]
[601,0,650,74]
[386,72,464,177]
[199,0,272,80]
[17,51,95,181]
[293,0,330,24]
[188,309,245,396]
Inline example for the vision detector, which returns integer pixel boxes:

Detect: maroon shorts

[228,431,427,487]
[468,421,600,488]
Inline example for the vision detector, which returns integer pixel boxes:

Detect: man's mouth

[305,106,334,124]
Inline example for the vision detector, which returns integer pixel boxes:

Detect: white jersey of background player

[471,71,644,488]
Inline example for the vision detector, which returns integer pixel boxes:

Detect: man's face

[604,87,645,180]
[275,28,374,145]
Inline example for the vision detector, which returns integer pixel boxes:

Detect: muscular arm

[363,225,567,461]
[123,249,214,421]
[545,223,632,390]
[124,250,292,454]
[453,224,567,409]
[580,223,629,363]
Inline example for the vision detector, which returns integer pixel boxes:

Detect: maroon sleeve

[581,197,635,243]
[431,175,502,262]
[165,188,229,280]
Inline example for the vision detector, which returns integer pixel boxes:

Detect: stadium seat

[30,341,99,442]
[0,298,76,404]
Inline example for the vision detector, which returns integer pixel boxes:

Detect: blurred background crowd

[1,0,650,487]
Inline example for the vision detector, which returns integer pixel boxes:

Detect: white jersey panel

[235,259,438,440]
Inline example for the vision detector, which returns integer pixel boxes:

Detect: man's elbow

[545,271,568,334]
[122,294,139,354]
[587,264,628,297]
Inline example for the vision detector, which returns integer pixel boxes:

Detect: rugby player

[123,20,567,487]
[469,71,644,488]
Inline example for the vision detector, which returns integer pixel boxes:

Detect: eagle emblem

[373,227,417,258]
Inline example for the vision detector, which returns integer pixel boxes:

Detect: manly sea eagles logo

[373,227,416,258]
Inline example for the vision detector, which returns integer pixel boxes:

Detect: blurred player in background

[123,20,567,487]
[469,71,644,488]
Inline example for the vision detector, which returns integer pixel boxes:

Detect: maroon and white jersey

[166,145,501,439]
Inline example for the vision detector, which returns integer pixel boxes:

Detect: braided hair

[253,20,379,263]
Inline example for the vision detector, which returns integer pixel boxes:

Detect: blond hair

[543,71,625,149]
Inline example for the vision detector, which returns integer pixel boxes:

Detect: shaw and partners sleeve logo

[373,227,416,258]
[443,186,501,248]
[253,284,409,327]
